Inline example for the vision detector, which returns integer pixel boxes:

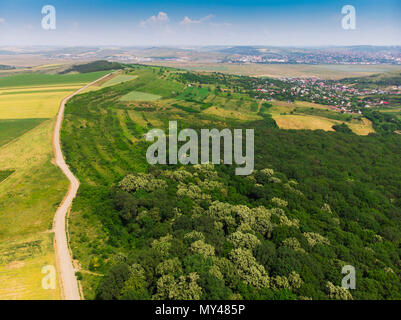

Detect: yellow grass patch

[294,101,332,110]
[0,119,67,300]
[0,119,68,238]
[0,88,80,119]
[348,118,375,135]
[202,106,262,121]
[270,100,374,135]
[273,114,374,135]
[80,72,137,93]
[0,119,53,170]
[380,108,401,113]
[271,100,331,114]
[0,234,60,300]
[0,85,81,94]
[274,114,337,131]
[80,73,116,93]
[270,101,295,114]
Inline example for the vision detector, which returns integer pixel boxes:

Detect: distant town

[252,76,401,114]
[222,48,401,65]
[3,45,399,66]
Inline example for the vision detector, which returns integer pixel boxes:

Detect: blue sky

[0,0,400,46]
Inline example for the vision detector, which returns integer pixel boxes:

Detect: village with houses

[252,75,401,115]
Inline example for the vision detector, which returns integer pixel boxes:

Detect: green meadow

[0,118,47,147]
[0,71,110,88]
[0,170,13,182]
[120,91,162,101]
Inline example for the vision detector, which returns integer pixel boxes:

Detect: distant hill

[0,65,16,70]
[219,46,263,55]
[0,50,17,55]
[60,60,124,74]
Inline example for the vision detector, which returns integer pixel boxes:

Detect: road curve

[52,74,110,300]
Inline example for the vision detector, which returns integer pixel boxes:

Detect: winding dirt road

[52,74,110,300]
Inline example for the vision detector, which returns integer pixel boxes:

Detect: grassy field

[0,119,47,146]
[0,119,68,299]
[0,89,82,119]
[120,91,161,102]
[0,70,108,299]
[202,105,262,121]
[81,74,138,93]
[0,120,68,238]
[0,72,110,120]
[0,88,76,95]
[0,71,110,88]
[102,75,138,87]
[274,114,337,131]
[269,100,374,135]
[0,233,60,300]
[0,170,13,183]
[347,118,375,135]
[380,108,401,113]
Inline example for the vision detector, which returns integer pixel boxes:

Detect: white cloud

[0,18,5,24]
[180,15,214,25]
[140,12,169,27]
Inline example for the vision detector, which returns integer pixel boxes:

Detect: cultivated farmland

[0,118,47,146]
[0,71,110,88]
[0,70,110,299]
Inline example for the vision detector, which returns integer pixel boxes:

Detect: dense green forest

[61,65,401,300]
[363,109,401,133]
[60,60,125,74]
[341,72,401,88]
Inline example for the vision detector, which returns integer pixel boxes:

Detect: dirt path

[52,74,110,300]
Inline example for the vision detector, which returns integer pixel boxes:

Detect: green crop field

[0,68,111,300]
[120,90,161,102]
[177,86,211,101]
[0,170,13,182]
[0,118,47,147]
[125,67,184,96]
[0,71,110,88]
